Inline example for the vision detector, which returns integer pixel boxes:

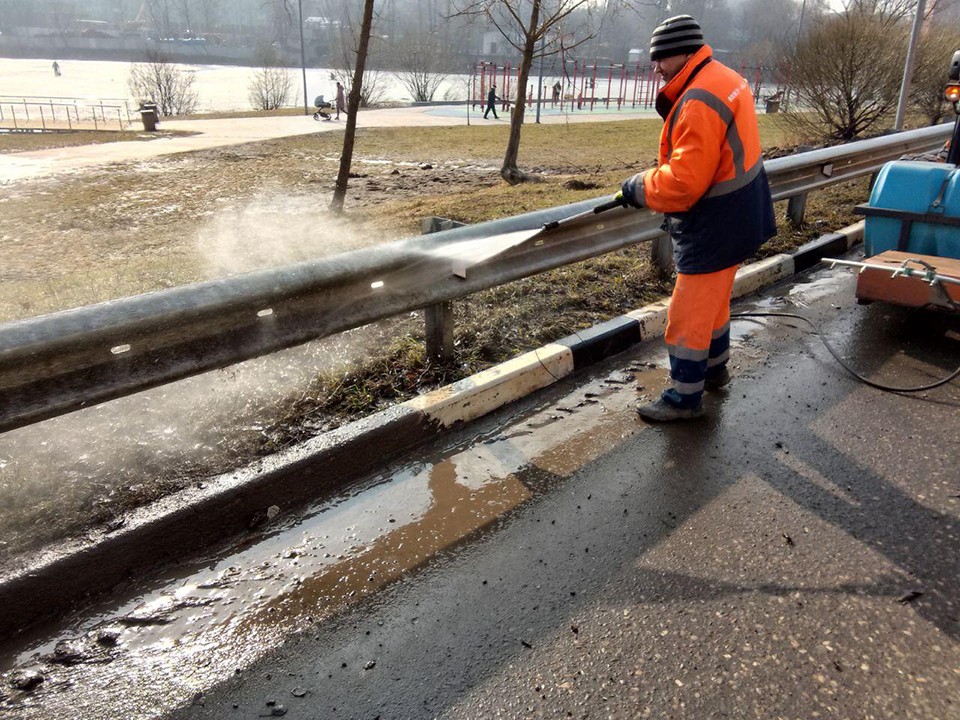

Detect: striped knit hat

[649,15,704,62]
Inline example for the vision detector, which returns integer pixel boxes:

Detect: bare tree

[173,0,195,34]
[146,0,176,37]
[128,47,200,116]
[277,0,382,210]
[49,0,78,45]
[454,0,600,184]
[841,0,911,21]
[563,0,648,69]
[842,0,950,23]
[265,0,297,48]
[249,43,295,110]
[910,23,960,124]
[327,4,389,107]
[785,11,907,140]
[197,0,222,33]
[735,0,801,64]
[392,23,455,102]
[331,0,377,213]
[330,60,390,107]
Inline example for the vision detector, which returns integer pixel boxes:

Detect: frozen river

[0,57,471,112]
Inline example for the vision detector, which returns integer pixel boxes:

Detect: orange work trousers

[662,265,738,408]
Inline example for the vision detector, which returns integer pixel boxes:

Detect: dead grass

[0,128,197,154]
[0,113,866,564]
[290,114,794,174]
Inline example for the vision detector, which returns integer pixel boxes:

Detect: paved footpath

[0,104,658,184]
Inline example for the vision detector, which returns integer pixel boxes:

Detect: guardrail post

[422,216,467,361]
[786,145,813,227]
[787,193,807,227]
[424,302,455,361]
[650,233,673,279]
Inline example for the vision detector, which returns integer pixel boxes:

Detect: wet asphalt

[3,263,958,719]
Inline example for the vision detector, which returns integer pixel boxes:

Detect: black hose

[730,311,960,393]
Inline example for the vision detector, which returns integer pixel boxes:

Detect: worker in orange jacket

[620,14,776,421]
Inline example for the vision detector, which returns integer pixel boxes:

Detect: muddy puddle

[0,357,668,719]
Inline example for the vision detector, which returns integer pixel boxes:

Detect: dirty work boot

[636,397,705,422]
[704,366,731,391]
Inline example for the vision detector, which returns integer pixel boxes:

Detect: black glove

[620,174,645,209]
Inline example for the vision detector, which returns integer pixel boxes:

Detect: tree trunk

[499,0,540,185]
[330,0,375,213]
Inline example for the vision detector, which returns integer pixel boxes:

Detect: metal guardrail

[0,96,134,132]
[0,123,952,433]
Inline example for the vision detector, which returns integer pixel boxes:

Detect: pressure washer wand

[542,195,627,232]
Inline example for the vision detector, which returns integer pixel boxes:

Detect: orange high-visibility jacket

[637,45,776,273]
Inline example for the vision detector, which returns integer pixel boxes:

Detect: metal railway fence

[0,95,135,132]
[0,124,952,434]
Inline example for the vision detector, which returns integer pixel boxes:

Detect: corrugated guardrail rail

[0,123,952,433]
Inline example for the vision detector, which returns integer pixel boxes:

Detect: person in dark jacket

[619,15,776,422]
[484,85,500,119]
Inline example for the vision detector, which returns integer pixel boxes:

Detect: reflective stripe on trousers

[662,265,738,409]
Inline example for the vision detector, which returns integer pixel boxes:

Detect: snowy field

[0,57,472,112]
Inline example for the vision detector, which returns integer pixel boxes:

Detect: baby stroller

[313,95,333,121]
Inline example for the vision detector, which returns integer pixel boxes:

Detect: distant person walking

[552,81,561,102]
[335,81,345,120]
[52,61,61,77]
[484,85,500,120]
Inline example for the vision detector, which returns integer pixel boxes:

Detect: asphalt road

[3,263,958,719]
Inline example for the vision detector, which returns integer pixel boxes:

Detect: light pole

[298,0,308,115]
[535,35,545,123]
[894,0,927,130]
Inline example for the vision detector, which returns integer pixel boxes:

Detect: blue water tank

[864,161,960,259]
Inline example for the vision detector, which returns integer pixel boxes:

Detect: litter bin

[140,104,158,131]
[765,98,781,114]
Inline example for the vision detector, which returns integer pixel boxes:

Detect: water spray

[443,195,628,279]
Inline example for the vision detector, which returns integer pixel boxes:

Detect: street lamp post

[298,0,308,115]
[535,35,545,123]
[894,0,927,131]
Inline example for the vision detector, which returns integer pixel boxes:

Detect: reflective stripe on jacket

[641,45,776,274]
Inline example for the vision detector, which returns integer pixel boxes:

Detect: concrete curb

[0,223,864,640]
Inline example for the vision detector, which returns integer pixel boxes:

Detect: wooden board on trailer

[856,250,960,309]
